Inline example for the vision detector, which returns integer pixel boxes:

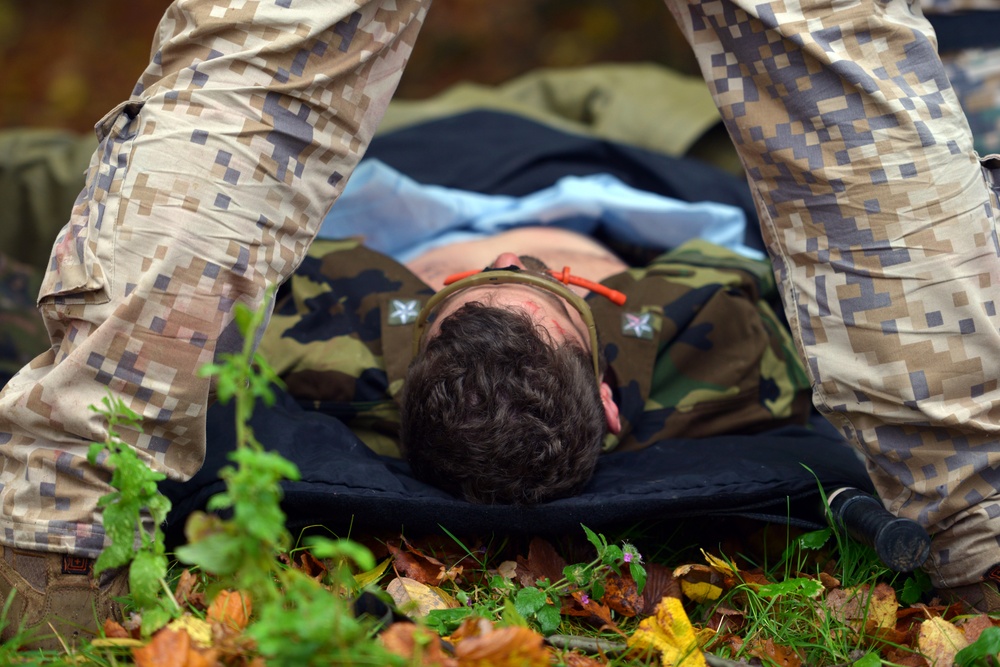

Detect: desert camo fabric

[0,0,429,558]
[660,0,1000,587]
[257,237,811,457]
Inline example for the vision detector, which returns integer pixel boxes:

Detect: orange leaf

[103,619,131,639]
[602,571,642,617]
[381,621,458,667]
[207,590,252,631]
[747,638,802,667]
[294,550,328,580]
[453,625,550,667]
[562,590,624,635]
[132,628,192,667]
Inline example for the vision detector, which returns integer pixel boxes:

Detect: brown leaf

[173,570,204,609]
[602,571,642,617]
[706,606,745,635]
[295,550,328,580]
[825,583,898,636]
[450,617,495,642]
[132,628,192,667]
[640,563,681,616]
[515,538,567,589]
[453,625,550,667]
[918,616,968,666]
[103,619,131,639]
[747,637,802,667]
[883,645,929,667]
[381,621,458,667]
[207,590,252,632]
[561,590,624,635]
[819,571,841,590]
[958,613,1000,643]
[389,540,447,585]
[561,650,608,666]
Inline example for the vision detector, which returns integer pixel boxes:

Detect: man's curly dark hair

[400,301,606,505]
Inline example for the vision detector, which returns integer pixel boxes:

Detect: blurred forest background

[0,0,701,133]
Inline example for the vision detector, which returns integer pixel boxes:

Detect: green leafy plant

[87,394,178,635]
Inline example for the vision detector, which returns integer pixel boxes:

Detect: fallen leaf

[172,570,204,609]
[207,590,252,632]
[516,538,567,589]
[918,616,968,666]
[701,550,736,576]
[294,550,328,580]
[497,560,518,580]
[381,621,458,667]
[825,583,898,636]
[450,616,495,642]
[673,564,724,603]
[389,541,447,585]
[819,572,841,590]
[354,557,393,589]
[166,615,213,649]
[627,596,707,667]
[560,651,608,667]
[602,572,642,617]
[387,576,455,617]
[706,606,745,635]
[453,625,550,667]
[133,628,194,667]
[959,613,1000,643]
[640,563,681,616]
[562,590,624,635]
[747,637,802,667]
[103,619,131,639]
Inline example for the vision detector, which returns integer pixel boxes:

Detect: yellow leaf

[918,616,968,667]
[673,564,724,603]
[387,576,455,617]
[701,550,736,576]
[355,557,393,589]
[627,596,707,667]
[166,615,212,648]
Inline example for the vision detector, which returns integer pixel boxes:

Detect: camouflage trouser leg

[663,0,1000,587]
[0,0,429,558]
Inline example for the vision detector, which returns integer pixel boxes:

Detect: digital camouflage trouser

[0,0,428,556]
[660,0,1000,587]
[2,0,999,589]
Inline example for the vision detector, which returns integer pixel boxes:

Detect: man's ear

[600,382,621,434]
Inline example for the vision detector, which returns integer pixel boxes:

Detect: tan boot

[0,545,128,651]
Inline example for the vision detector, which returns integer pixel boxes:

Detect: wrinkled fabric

[0,0,429,557]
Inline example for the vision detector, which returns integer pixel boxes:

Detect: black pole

[827,488,931,572]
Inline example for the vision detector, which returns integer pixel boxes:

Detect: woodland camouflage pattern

[258,237,811,457]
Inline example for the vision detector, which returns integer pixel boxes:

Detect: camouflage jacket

[259,237,811,457]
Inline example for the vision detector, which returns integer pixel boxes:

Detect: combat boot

[0,545,128,651]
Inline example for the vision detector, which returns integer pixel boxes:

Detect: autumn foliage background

[0,0,701,133]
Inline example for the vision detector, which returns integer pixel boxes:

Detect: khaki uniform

[0,0,428,557]
[660,0,1000,586]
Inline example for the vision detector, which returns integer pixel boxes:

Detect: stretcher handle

[827,487,931,572]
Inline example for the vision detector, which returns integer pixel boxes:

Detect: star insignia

[388,299,421,325]
[621,311,655,339]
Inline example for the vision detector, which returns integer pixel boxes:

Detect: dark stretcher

[160,110,929,570]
